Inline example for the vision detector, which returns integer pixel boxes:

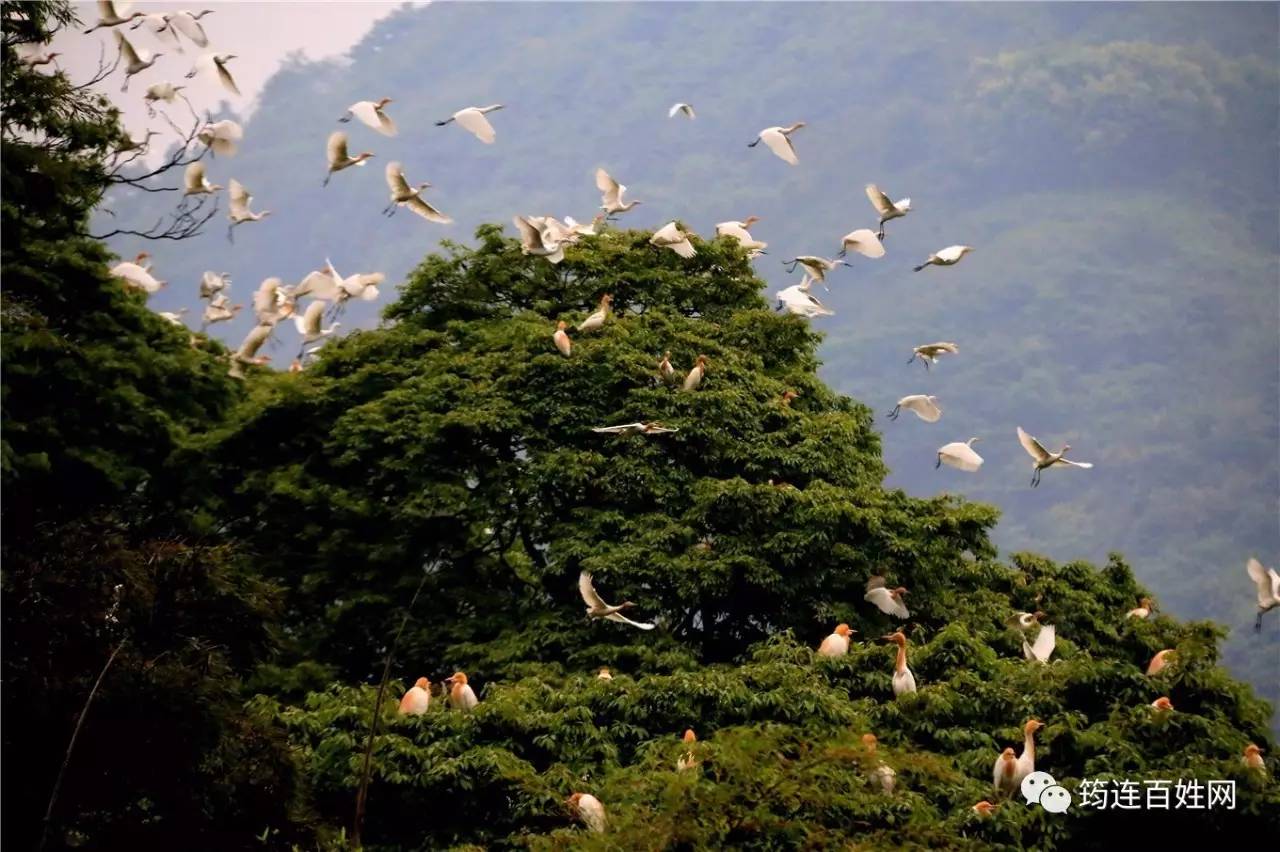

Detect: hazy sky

[55,2,417,160]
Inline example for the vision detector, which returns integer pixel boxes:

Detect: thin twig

[39,639,128,852]
[352,572,430,848]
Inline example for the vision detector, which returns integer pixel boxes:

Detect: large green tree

[202,225,1277,848]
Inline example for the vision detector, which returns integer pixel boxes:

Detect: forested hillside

[106,1,1280,715]
[4,2,1279,850]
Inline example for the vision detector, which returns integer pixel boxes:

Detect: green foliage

[205,228,1276,847]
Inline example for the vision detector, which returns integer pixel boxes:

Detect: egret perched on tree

[552,321,572,357]
[676,729,700,771]
[1147,649,1175,676]
[817,623,855,657]
[1013,719,1044,787]
[1243,744,1266,773]
[862,734,896,793]
[578,572,655,629]
[577,294,612,332]
[436,104,504,143]
[444,672,478,711]
[398,677,431,715]
[111,252,164,294]
[992,748,1018,796]
[682,355,709,391]
[1017,426,1094,487]
[566,793,607,833]
[1126,597,1155,619]
[340,98,397,136]
[882,631,917,697]
[748,122,805,165]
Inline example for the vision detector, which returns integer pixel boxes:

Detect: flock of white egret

[41,2,1276,831]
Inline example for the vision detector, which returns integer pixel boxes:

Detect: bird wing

[595,168,621,206]
[903,396,941,423]
[894,197,912,213]
[592,423,641,435]
[168,11,209,46]
[216,57,240,95]
[761,129,798,165]
[512,215,542,248]
[385,161,410,194]
[295,269,340,301]
[326,131,349,167]
[1029,624,1056,662]
[183,161,204,191]
[342,273,384,298]
[114,29,141,65]
[1052,458,1093,469]
[456,109,496,143]
[841,228,886,259]
[643,424,677,434]
[605,611,656,630]
[1017,427,1053,463]
[937,245,967,262]
[349,101,380,130]
[865,575,887,593]
[864,586,895,615]
[668,103,683,118]
[1247,558,1272,604]
[1270,569,1280,601]
[98,1,119,20]
[941,443,983,471]
[578,572,607,609]
[406,196,451,224]
[865,184,895,217]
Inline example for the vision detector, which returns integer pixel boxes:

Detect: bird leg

[337,113,351,123]
[747,138,760,147]
[887,406,900,420]
[934,456,942,469]
[1255,612,1263,632]
[784,260,800,273]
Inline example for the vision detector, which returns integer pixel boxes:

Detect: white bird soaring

[887,395,941,423]
[114,29,161,92]
[1017,426,1094,487]
[1247,557,1280,631]
[252,277,294,325]
[865,184,912,240]
[200,297,241,327]
[292,300,339,358]
[198,270,229,299]
[595,168,641,218]
[142,81,183,114]
[436,104,504,143]
[513,215,565,264]
[592,422,676,437]
[296,260,382,306]
[130,13,181,50]
[668,102,695,119]
[340,98,397,136]
[914,245,973,272]
[185,53,239,96]
[111,252,164,294]
[775,281,834,319]
[324,131,374,187]
[227,179,269,241]
[836,228,886,260]
[14,42,60,68]
[748,122,805,165]
[198,119,243,156]
[908,342,959,370]
[383,162,451,223]
[936,437,983,472]
[784,256,850,288]
[228,323,273,378]
[578,572,655,630]
[650,222,697,258]
[182,161,220,196]
[85,1,145,33]
[166,10,212,47]
[715,217,767,257]
[865,576,910,619]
